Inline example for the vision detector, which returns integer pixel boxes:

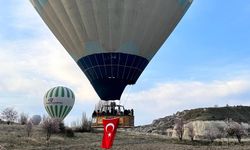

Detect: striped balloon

[44,86,75,120]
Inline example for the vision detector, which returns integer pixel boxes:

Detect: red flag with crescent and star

[101,118,119,149]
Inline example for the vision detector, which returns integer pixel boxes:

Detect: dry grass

[0,124,250,150]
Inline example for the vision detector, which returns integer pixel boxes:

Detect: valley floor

[0,125,250,150]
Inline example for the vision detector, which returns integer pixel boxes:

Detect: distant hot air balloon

[30,0,192,101]
[44,86,75,120]
[31,115,42,125]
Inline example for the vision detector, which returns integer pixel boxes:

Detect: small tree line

[0,107,42,125]
[0,107,92,143]
[71,112,92,132]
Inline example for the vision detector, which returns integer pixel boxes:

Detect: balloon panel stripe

[49,87,56,97]
[49,87,55,98]
[55,105,58,117]
[61,0,87,54]
[68,106,73,116]
[50,105,55,117]
[58,86,61,97]
[45,89,51,98]
[61,106,66,118]
[34,0,75,56]
[47,89,53,98]
[66,88,70,98]
[62,106,70,119]
[68,88,72,98]
[61,105,68,118]
[47,106,53,117]
[57,0,83,57]
[45,106,49,116]
[68,89,72,99]
[49,105,54,117]
[46,90,51,98]
[45,106,51,116]
[53,87,58,97]
[55,87,60,97]
[61,87,65,97]
[64,106,72,118]
[47,106,52,117]
[69,89,74,99]
[62,106,69,118]
[59,105,63,118]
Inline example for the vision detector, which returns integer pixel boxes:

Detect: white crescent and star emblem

[105,123,115,138]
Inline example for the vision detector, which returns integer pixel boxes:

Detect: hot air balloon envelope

[31,0,193,100]
[44,86,75,120]
[31,115,42,125]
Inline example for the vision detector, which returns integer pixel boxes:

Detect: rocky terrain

[131,106,250,137]
[131,109,187,135]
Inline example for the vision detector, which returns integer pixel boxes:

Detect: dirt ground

[0,125,250,150]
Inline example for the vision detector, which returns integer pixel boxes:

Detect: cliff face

[132,106,250,137]
[133,110,188,134]
[174,121,226,139]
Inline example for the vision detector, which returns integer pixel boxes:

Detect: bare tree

[225,121,248,143]
[41,117,60,141]
[19,113,28,125]
[174,118,184,141]
[186,123,195,142]
[204,126,222,143]
[81,112,91,132]
[26,120,33,137]
[72,112,92,132]
[71,120,81,128]
[1,107,18,125]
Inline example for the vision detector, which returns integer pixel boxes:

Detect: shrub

[41,117,60,141]
[0,145,7,150]
[26,120,33,137]
[19,113,28,125]
[59,122,66,133]
[81,112,92,132]
[72,112,92,132]
[65,128,74,137]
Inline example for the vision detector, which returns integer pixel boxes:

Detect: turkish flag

[101,118,119,149]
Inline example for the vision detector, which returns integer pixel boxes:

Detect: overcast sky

[0,1,250,126]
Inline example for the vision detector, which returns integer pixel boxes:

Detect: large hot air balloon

[30,0,193,101]
[44,86,75,120]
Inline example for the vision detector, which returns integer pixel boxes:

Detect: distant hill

[183,106,250,122]
[133,106,250,134]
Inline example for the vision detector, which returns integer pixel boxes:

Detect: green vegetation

[183,106,250,122]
